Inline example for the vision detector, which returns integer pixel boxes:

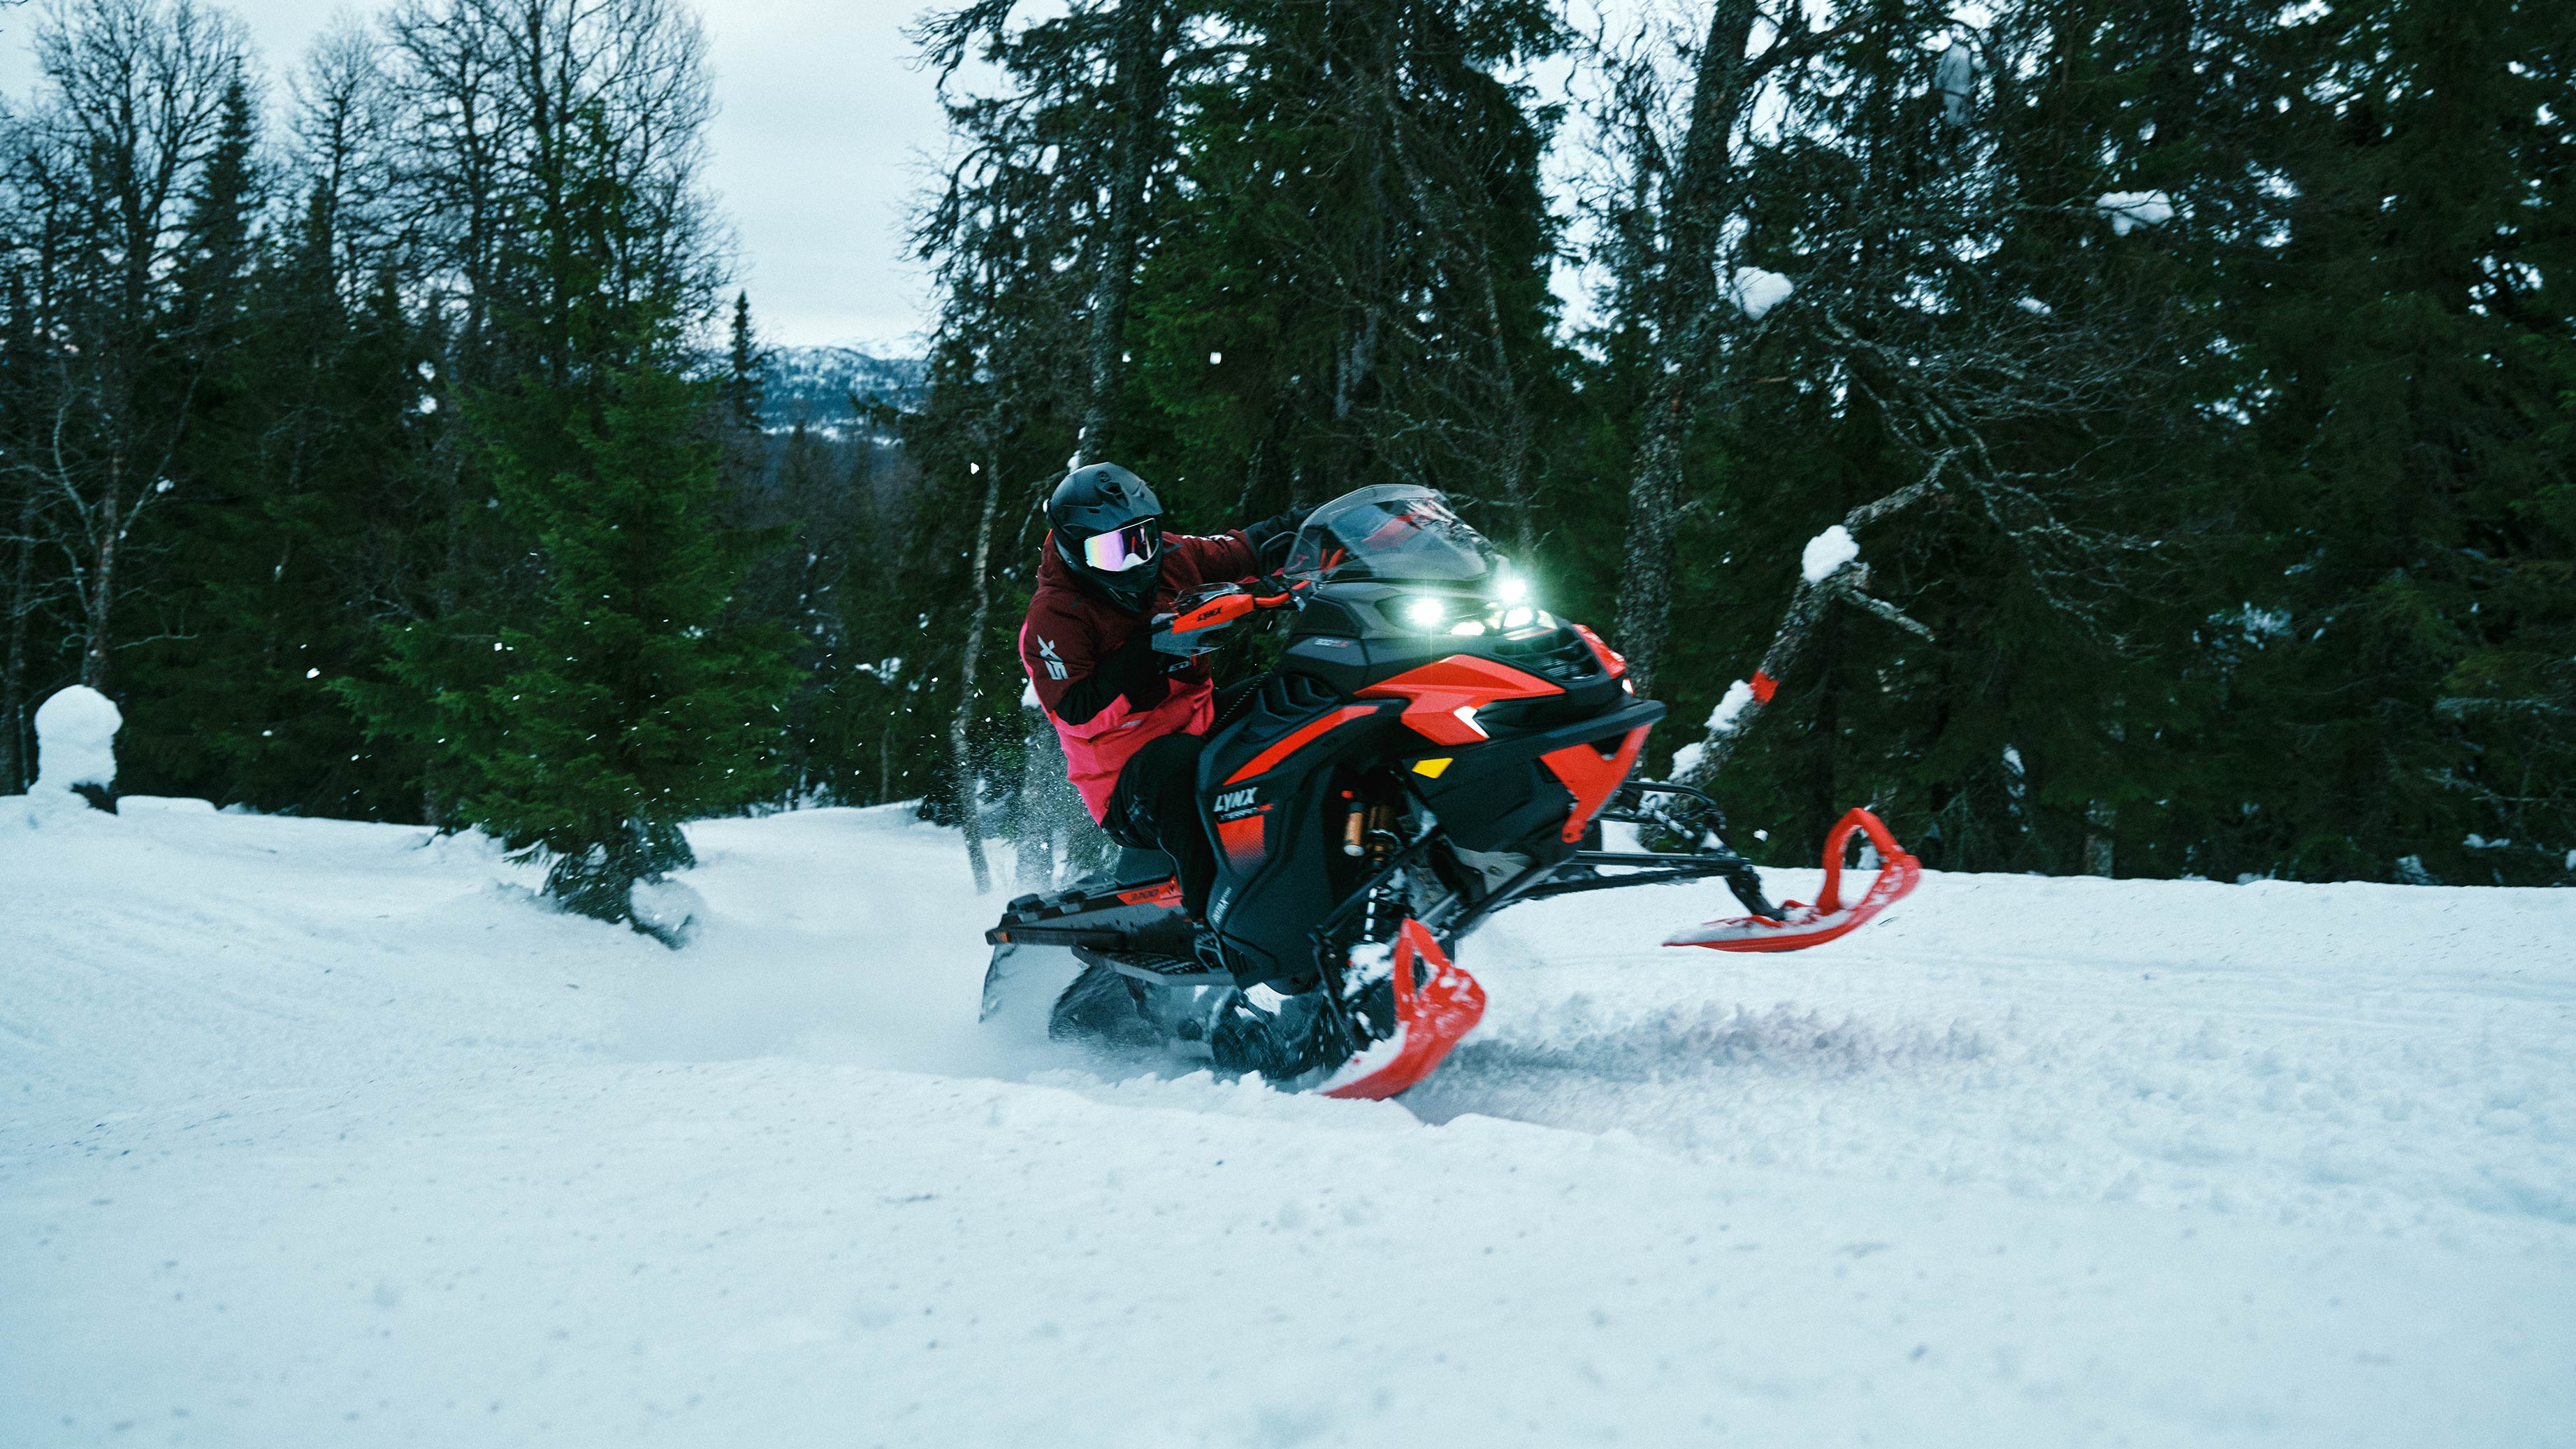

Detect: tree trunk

[0,483,34,792]
[1611,0,1761,698]
[1614,403,1687,697]
[2084,802,2116,876]
[79,459,122,693]
[1073,0,1173,466]
[1014,701,1062,890]
[2085,720,2125,875]
[1674,468,1941,788]
[952,456,1002,894]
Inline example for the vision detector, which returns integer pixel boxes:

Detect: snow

[113,795,215,814]
[4,805,2574,1446]
[30,685,120,795]
[1730,266,1795,319]
[1935,41,1976,125]
[629,875,708,944]
[2097,189,2177,236]
[1672,680,1762,774]
[1709,678,1758,735]
[1801,522,1860,582]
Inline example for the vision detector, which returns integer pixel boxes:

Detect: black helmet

[1049,462,1165,612]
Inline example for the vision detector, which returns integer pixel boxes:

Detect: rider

[1018,462,1301,933]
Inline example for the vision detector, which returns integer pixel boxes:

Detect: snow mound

[1730,266,1795,319]
[116,795,216,814]
[630,875,708,945]
[32,685,120,795]
[1801,523,1860,582]
[2097,189,2175,236]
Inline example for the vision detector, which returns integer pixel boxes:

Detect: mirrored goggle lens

[1080,521,1159,572]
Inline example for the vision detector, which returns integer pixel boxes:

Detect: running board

[1095,953,1235,988]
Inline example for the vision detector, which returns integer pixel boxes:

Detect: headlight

[1496,575,1529,604]
[1403,596,1445,626]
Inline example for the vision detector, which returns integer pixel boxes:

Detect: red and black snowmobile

[981,484,1918,1098]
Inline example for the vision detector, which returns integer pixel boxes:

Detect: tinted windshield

[1280,485,1500,584]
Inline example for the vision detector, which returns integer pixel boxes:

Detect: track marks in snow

[1400,883,2576,1243]
[7,805,2575,1446]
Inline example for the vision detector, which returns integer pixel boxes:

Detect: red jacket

[1020,528,1259,821]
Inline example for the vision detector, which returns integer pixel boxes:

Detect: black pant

[1104,731,1217,919]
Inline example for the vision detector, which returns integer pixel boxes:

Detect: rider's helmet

[1048,461,1165,613]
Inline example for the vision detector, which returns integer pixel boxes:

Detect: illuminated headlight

[1502,607,1533,629]
[1496,575,1529,604]
[1449,620,1487,636]
[1403,596,1445,626]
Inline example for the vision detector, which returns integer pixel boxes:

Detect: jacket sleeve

[1171,529,1259,584]
[1022,611,1167,731]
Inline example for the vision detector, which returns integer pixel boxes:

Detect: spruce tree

[363,108,794,934]
[470,352,795,925]
[2216,0,2575,883]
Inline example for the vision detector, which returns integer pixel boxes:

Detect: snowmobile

[981,483,1919,1099]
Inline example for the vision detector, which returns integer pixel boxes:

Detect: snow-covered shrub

[33,686,122,808]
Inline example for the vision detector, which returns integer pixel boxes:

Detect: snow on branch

[2095,191,2175,236]
[1800,525,1858,582]
[1730,267,1795,320]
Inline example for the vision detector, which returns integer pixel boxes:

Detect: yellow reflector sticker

[1412,757,1452,779]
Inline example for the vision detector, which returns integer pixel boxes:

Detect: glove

[1108,628,1178,712]
[1231,505,1298,554]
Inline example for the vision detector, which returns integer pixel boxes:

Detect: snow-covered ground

[3,801,2570,1447]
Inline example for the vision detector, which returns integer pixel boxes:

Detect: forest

[1,0,2568,934]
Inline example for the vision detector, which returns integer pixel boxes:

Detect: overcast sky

[0,0,951,350]
[0,1,1643,354]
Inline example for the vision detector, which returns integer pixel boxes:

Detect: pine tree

[2213,0,2576,883]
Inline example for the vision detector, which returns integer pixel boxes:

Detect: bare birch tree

[0,0,246,693]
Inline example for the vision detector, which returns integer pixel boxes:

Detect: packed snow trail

[3,802,2570,1447]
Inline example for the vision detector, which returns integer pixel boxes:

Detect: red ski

[1665,807,1920,953]
[1320,920,1486,1100]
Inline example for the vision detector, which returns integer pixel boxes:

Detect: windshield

[1280,485,1502,584]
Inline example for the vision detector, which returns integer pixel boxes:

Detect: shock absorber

[1359,794,1402,944]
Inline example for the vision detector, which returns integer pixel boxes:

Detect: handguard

[1152,577,1309,656]
[1663,807,1920,953]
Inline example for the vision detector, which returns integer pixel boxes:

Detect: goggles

[1077,519,1161,573]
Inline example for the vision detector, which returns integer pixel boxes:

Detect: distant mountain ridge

[759,346,925,431]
